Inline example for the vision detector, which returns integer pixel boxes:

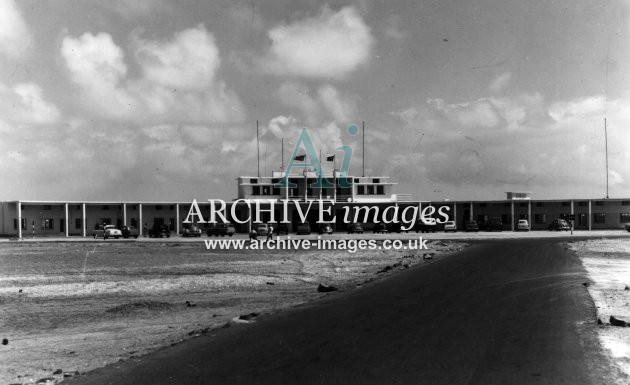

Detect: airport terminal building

[1,172,629,238]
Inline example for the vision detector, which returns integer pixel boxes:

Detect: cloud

[0,0,32,59]
[489,72,512,92]
[387,93,630,199]
[277,82,357,126]
[135,25,220,90]
[61,26,245,124]
[260,6,373,79]
[0,82,60,125]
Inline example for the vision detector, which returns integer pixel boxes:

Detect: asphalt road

[66,239,609,385]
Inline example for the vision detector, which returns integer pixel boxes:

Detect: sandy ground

[570,238,630,382]
[0,239,463,385]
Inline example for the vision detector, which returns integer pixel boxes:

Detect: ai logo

[275,124,359,189]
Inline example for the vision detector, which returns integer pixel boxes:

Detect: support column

[64,203,69,237]
[17,201,22,239]
[469,202,473,221]
[453,203,457,224]
[82,203,86,237]
[528,201,531,229]
[139,203,144,236]
[588,200,592,230]
[511,201,515,231]
[123,203,127,226]
[175,204,180,235]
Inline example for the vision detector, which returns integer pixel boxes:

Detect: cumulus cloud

[0,0,32,59]
[135,25,220,90]
[61,26,245,124]
[260,6,373,79]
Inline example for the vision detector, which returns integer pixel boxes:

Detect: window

[262,186,270,195]
[354,178,360,183]
[250,178,258,184]
[273,187,280,195]
[623,201,630,206]
[156,205,163,210]
[376,185,384,195]
[357,186,365,195]
[41,218,54,230]
[534,214,546,224]
[519,203,528,208]
[620,213,630,223]
[373,178,380,183]
[595,201,604,206]
[367,185,374,195]
[252,186,260,195]
[75,218,82,229]
[14,219,26,230]
[593,213,606,223]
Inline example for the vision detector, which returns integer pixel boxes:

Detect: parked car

[516,219,530,231]
[207,222,236,236]
[121,225,139,239]
[276,223,289,235]
[464,220,479,232]
[486,217,503,232]
[318,224,333,234]
[181,223,202,237]
[296,222,311,235]
[256,223,270,236]
[415,220,437,233]
[548,219,570,231]
[348,222,363,234]
[373,222,388,234]
[149,224,170,238]
[92,224,122,239]
[443,221,457,232]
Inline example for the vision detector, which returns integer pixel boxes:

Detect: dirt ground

[570,238,630,382]
[0,239,463,385]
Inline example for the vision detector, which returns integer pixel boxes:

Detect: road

[66,239,610,385]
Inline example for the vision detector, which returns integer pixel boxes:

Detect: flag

[326,154,335,162]
[294,154,306,161]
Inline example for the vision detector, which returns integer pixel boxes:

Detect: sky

[0,0,629,202]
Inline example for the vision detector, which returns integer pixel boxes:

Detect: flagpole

[333,154,337,203]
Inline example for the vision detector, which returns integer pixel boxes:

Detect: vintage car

[181,223,202,237]
[93,225,122,239]
[207,222,236,237]
[121,225,139,239]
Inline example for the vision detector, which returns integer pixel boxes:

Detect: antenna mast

[605,118,609,199]
[256,120,260,177]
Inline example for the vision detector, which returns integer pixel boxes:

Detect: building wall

[3,198,630,238]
